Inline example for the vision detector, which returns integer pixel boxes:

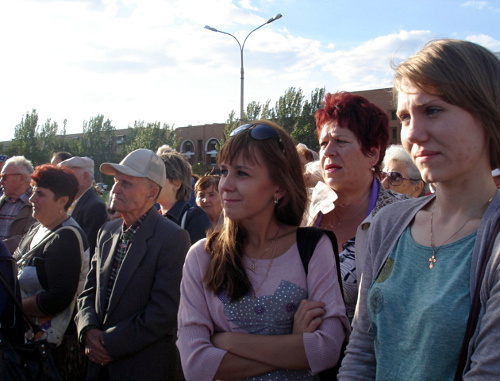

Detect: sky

[0,0,499,142]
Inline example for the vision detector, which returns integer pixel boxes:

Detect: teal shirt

[367,227,476,381]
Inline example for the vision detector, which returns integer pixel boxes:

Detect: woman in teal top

[338,39,500,380]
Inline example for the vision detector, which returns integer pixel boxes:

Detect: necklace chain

[248,228,280,273]
[429,203,474,269]
[252,229,280,297]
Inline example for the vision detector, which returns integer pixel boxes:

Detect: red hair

[315,92,389,170]
[31,164,79,210]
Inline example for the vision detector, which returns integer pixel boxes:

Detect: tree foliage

[78,115,117,183]
[6,109,62,165]
[122,121,178,155]
[223,87,325,152]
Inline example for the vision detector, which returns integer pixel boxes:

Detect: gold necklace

[248,228,280,273]
[428,203,475,269]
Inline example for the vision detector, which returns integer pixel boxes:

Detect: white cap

[60,156,95,177]
[100,149,166,187]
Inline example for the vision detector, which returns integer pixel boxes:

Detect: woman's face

[398,80,490,186]
[219,152,282,225]
[196,184,222,221]
[29,185,67,227]
[381,160,423,198]
[319,122,379,194]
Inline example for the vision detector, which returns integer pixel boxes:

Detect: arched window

[180,140,195,161]
[205,138,219,166]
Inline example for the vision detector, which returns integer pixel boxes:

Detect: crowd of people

[0,38,499,381]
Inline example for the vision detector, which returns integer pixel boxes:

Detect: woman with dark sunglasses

[339,39,500,380]
[303,92,408,323]
[177,120,349,380]
[381,144,428,198]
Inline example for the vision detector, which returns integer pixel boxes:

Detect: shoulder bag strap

[0,262,39,335]
[454,216,500,380]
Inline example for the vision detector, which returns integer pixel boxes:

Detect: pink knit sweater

[177,236,350,381]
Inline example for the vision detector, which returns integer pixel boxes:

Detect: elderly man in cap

[60,156,108,256]
[0,156,35,253]
[75,149,190,381]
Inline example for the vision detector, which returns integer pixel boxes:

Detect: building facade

[175,87,400,172]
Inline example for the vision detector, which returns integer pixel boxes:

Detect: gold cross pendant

[429,253,437,269]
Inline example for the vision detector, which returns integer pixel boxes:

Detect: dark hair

[204,120,307,301]
[394,39,500,169]
[194,175,220,193]
[159,152,192,202]
[315,91,390,171]
[31,164,79,210]
[51,151,72,163]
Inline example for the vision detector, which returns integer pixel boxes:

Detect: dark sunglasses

[380,171,420,186]
[229,123,285,153]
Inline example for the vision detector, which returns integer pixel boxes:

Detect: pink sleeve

[302,235,351,373]
[177,240,227,381]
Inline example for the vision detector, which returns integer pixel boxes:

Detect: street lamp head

[204,25,219,32]
[267,13,282,24]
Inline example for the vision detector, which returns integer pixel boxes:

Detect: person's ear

[367,147,381,168]
[412,181,425,198]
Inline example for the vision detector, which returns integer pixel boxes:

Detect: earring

[274,198,279,204]
[370,166,376,172]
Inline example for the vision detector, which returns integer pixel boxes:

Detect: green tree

[78,115,117,183]
[122,121,178,154]
[222,110,239,146]
[57,119,80,156]
[7,109,40,163]
[291,88,325,151]
[273,87,305,133]
[222,87,325,152]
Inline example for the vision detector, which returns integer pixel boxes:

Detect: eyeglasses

[380,171,420,186]
[229,123,285,153]
[0,173,23,181]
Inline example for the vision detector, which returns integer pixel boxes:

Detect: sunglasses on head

[380,171,420,186]
[229,123,285,153]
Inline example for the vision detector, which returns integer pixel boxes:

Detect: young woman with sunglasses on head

[381,144,428,198]
[177,120,349,380]
[339,40,500,380]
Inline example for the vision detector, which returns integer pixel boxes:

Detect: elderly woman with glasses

[381,144,428,197]
[303,92,408,323]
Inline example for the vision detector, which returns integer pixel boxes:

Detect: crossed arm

[212,299,325,380]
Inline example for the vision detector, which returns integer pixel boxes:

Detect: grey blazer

[76,207,191,381]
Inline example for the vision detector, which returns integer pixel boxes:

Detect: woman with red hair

[304,92,407,322]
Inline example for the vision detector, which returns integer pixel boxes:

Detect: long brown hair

[204,120,307,301]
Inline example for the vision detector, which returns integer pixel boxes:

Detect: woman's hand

[293,299,326,334]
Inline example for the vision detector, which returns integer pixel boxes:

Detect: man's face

[109,172,157,221]
[0,163,30,199]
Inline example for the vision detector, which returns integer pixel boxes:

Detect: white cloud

[0,0,497,143]
[461,1,489,10]
[466,34,500,51]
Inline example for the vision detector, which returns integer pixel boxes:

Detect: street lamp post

[205,14,282,121]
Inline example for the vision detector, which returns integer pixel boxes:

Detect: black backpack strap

[297,227,343,299]
[296,227,346,380]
